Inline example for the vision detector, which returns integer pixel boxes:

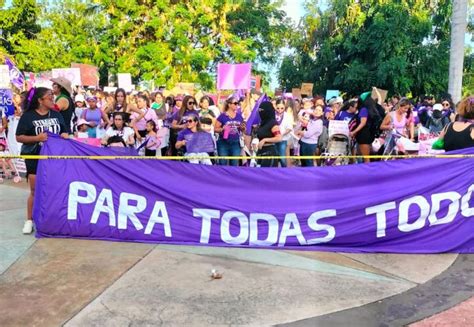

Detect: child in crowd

[144,120,160,156]
[74,119,91,139]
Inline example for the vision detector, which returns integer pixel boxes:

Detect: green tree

[279,0,454,98]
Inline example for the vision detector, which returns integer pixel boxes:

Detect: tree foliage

[279,0,455,97]
[1,0,290,90]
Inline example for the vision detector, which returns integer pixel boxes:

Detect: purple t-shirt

[335,110,355,122]
[177,128,195,142]
[217,112,244,141]
[359,107,368,119]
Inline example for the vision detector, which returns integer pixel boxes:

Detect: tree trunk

[448,0,468,104]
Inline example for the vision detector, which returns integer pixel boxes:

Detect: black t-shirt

[16,109,66,142]
[56,94,74,134]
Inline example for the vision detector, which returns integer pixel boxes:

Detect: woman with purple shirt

[215,97,245,166]
[296,107,323,167]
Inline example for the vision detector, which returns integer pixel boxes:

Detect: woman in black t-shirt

[16,87,68,234]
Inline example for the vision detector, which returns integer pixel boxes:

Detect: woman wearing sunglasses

[170,95,199,155]
[214,97,245,166]
[175,116,213,165]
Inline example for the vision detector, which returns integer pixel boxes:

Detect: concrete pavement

[0,181,472,326]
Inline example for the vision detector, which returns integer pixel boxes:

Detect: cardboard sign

[0,65,10,88]
[117,73,133,92]
[274,88,283,96]
[0,88,14,116]
[52,68,82,86]
[250,75,261,92]
[372,87,388,104]
[292,88,302,99]
[301,83,313,96]
[71,63,99,86]
[328,120,350,137]
[177,82,195,95]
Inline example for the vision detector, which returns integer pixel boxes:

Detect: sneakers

[22,220,34,234]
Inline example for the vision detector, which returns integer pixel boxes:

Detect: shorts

[355,127,375,145]
[25,159,38,177]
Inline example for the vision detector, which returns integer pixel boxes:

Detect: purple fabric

[185,131,215,153]
[245,94,268,136]
[5,56,24,89]
[34,135,474,253]
[217,63,251,90]
[0,88,14,116]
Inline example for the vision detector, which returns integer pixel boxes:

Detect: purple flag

[33,134,474,253]
[5,56,24,90]
[217,63,251,90]
[245,93,268,136]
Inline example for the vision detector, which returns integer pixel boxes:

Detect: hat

[50,77,73,95]
[76,119,91,127]
[86,95,97,102]
[175,95,184,101]
[360,91,371,102]
[74,94,85,103]
[433,103,443,111]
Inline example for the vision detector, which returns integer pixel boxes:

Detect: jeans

[217,139,241,166]
[274,141,287,167]
[299,141,317,167]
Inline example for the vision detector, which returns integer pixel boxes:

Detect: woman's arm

[214,120,224,133]
[350,117,367,138]
[258,126,282,149]
[379,113,392,131]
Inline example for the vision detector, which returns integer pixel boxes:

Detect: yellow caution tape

[0,154,473,160]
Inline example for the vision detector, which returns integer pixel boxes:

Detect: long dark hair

[23,87,51,112]
[176,95,196,122]
[340,100,358,112]
[114,88,128,111]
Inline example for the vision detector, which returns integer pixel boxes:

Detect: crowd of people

[1,76,474,234]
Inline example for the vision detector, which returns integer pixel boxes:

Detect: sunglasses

[186,119,197,123]
[442,103,450,107]
[230,102,239,105]
[276,106,285,110]
[188,102,195,105]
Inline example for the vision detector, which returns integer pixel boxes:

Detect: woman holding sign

[16,87,69,234]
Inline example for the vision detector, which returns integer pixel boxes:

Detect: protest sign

[117,73,133,92]
[372,87,388,104]
[0,88,14,116]
[71,63,99,86]
[52,68,81,86]
[217,63,251,90]
[0,65,10,88]
[326,90,340,101]
[328,120,350,137]
[103,86,117,94]
[34,135,474,254]
[177,82,195,95]
[292,88,302,99]
[301,83,313,96]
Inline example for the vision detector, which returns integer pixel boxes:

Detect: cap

[76,119,91,127]
[433,103,443,111]
[50,77,73,95]
[74,94,85,103]
[86,95,97,102]
[360,91,371,102]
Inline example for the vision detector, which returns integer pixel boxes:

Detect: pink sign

[52,68,82,86]
[217,63,251,90]
[73,138,102,147]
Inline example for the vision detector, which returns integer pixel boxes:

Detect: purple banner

[34,135,474,253]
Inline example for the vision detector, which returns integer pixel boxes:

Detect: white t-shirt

[105,126,134,143]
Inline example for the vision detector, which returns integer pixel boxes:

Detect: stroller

[322,134,351,166]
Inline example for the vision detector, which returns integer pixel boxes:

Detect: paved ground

[1,180,473,326]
